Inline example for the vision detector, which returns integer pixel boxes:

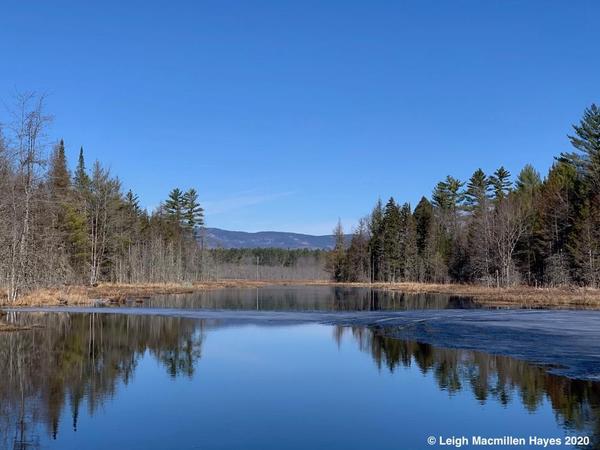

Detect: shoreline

[1,281,279,308]
[0,280,599,309]
[339,281,600,309]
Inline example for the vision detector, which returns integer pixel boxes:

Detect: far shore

[1,280,599,311]
[359,281,600,309]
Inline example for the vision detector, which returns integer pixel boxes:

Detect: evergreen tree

[431,176,464,279]
[568,200,600,287]
[464,169,492,281]
[48,140,71,228]
[49,139,70,198]
[532,162,577,284]
[124,190,141,214]
[432,175,464,241]
[368,199,385,282]
[73,147,90,193]
[490,166,512,201]
[413,197,436,281]
[382,198,402,282]
[560,104,600,287]
[514,164,542,283]
[64,203,90,272]
[413,197,433,255]
[464,169,491,211]
[64,146,92,280]
[400,203,418,281]
[432,181,450,211]
[346,218,370,282]
[45,139,73,274]
[446,176,465,214]
[182,188,204,230]
[515,164,542,198]
[432,176,464,212]
[326,220,346,282]
[539,162,577,253]
[164,188,184,223]
[562,103,600,195]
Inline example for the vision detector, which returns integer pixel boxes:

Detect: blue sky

[1,1,598,234]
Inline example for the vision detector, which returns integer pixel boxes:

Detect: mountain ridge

[202,227,348,250]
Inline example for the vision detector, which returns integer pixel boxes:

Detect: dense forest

[329,104,600,287]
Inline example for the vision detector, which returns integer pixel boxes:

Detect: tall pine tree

[326,220,346,282]
[182,188,204,231]
[490,166,512,201]
[164,188,184,223]
[382,198,402,282]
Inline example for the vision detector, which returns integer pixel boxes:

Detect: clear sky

[1,1,598,234]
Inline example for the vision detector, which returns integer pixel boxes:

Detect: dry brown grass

[1,280,600,309]
[2,280,304,307]
[315,281,600,309]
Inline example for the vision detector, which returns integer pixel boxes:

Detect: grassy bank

[336,282,600,309]
[1,280,599,309]
[0,281,281,307]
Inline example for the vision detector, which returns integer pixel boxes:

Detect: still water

[1,289,598,449]
[142,285,482,311]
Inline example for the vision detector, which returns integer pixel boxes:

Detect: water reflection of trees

[338,325,600,447]
[0,313,204,450]
[146,286,479,311]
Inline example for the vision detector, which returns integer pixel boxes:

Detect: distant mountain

[202,227,348,250]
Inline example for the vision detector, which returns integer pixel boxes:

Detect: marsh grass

[1,280,599,309]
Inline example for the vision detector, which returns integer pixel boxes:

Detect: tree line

[0,93,206,301]
[328,104,600,287]
[205,248,327,280]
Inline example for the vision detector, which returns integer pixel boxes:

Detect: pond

[1,288,598,449]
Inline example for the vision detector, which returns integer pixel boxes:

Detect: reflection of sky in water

[2,315,593,450]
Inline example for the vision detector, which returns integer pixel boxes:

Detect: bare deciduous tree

[4,93,51,301]
[489,196,530,286]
